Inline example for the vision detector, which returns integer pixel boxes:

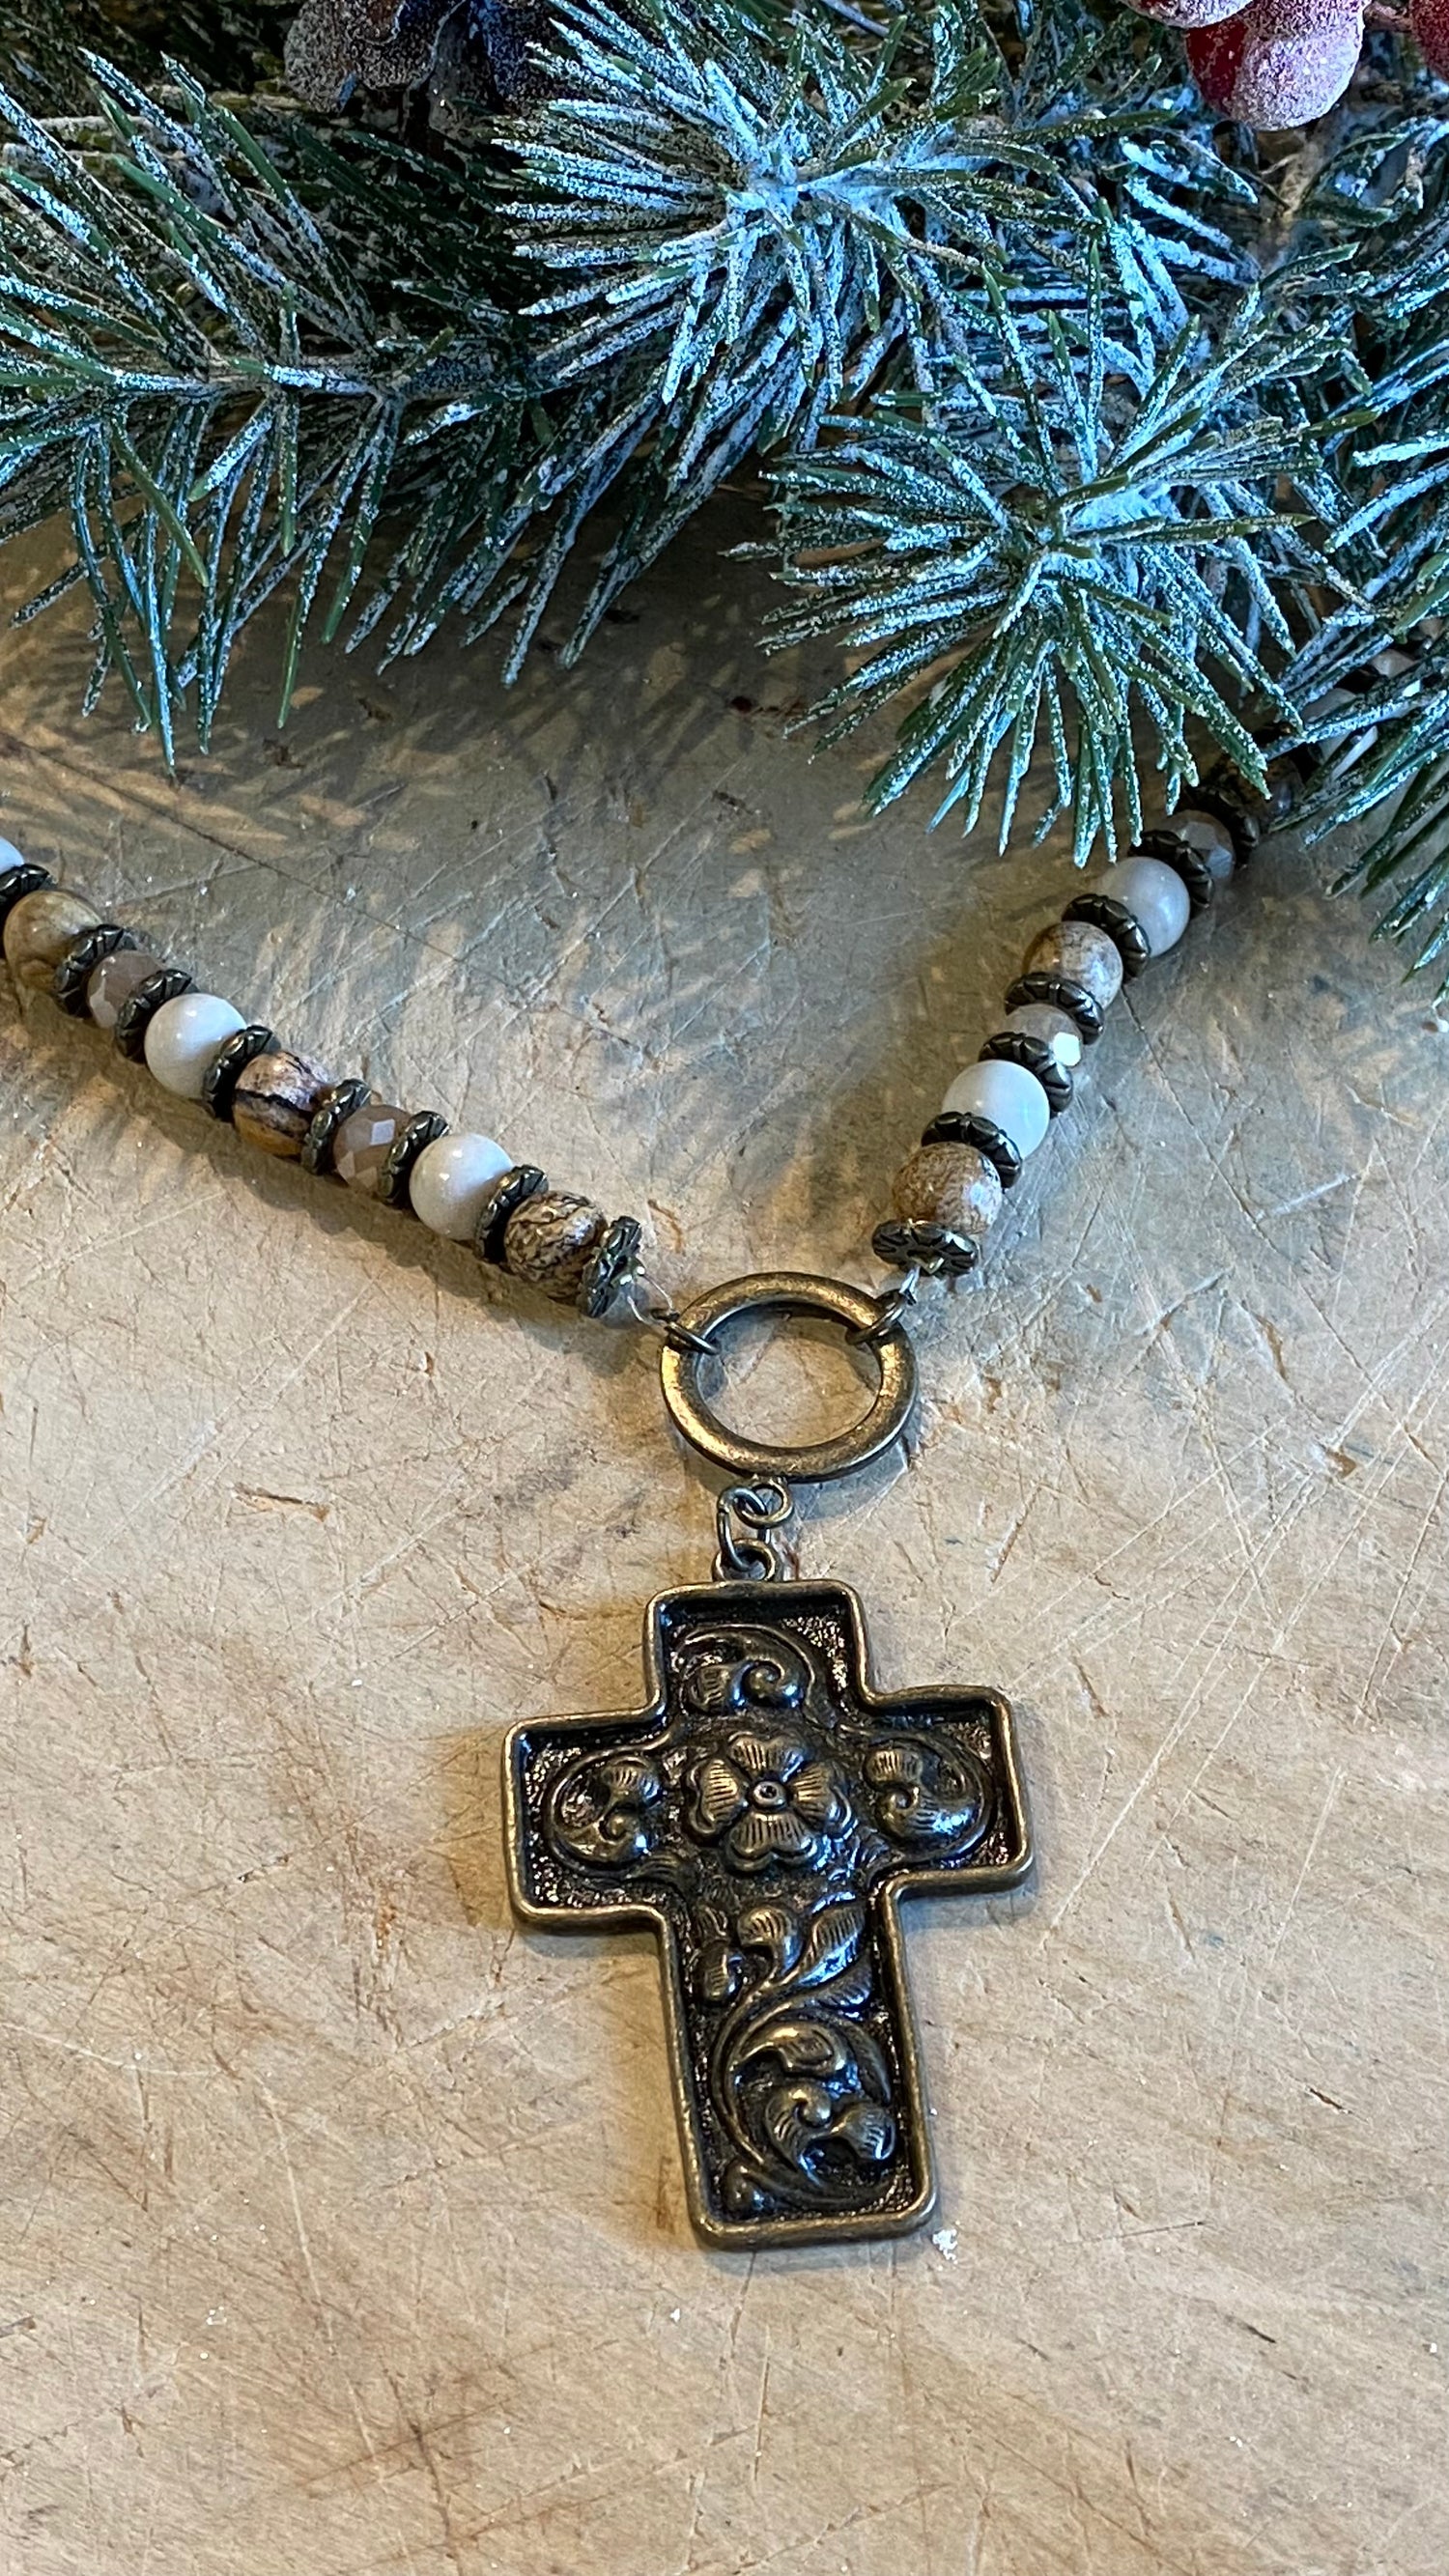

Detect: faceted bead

[144,992,246,1099]
[233,1050,333,1158]
[943,1059,1051,1160]
[503,1189,609,1302]
[3,886,100,993]
[87,946,165,1032]
[1021,919,1123,1012]
[1171,811,1236,884]
[996,1002,1083,1070]
[1107,856,1191,957]
[892,1142,1003,1238]
[409,1130,513,1240]
[333,1101,408,1198]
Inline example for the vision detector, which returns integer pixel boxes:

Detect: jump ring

[659,1271,917,1486]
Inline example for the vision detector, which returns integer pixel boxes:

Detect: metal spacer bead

[1133,830,1214,916]
[1178,768,1260,867]
[114,965,192,1061]
[871,1218,980,1280]
[474,1164,548,1267]
[578,1213,644,1320]
[301,1078,374,1177]
[1004,969,1103,1043]
[1062,892,1151,979]
[378,1110,448,1211]
[202,1024,275,1122]
[52,922,135,1017]
[0,862,54,930]
[920,1110,1022,1190]
[980,1029,1073,1115]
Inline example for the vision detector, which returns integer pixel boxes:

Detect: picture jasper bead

[1020,919,1123,1013]
[233,1050,333,1158]
[333,1101,409,1198]
[3,886,101,993]
[892,1141,1004,1239]
[503,1189,610,1302]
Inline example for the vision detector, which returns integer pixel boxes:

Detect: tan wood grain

[0,507,1444,2575]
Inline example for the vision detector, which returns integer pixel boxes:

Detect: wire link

[614,1268,718,1357]
[846,1265,924,1347]
[714,1479,795,1584]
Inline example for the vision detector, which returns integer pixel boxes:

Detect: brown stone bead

[86,946,165,1032]
[503,1189,609,1302]
[333,1101,407,1197]
[3,886,101,993]
[892,1142,1004,1239]
[233,1050,334,1158]
[1020,918,1123,1012]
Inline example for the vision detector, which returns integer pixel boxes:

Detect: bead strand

[874,768,1261,1281]
[0,646,1407,1338]
[0,861,642,1320]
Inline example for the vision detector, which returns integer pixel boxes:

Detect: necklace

[0,735,1303,2251]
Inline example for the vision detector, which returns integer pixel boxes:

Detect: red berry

[1125,0,1250,26]
[1411,0,1449,74]
[1186,11,1251,99]
[1186,0,1362,125]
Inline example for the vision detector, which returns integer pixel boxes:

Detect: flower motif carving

[687,1726,852,1873]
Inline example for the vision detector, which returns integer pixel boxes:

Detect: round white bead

[0,836,28,873]
[143,992,246,1099]
[409,1130,513,1241]
[1112,856,1191,957]
[998,1002,1083,1070]
[943,1059,1051,1159]
[1172,812,1235,884]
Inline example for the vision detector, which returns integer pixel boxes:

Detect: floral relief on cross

[505,1585,1033,2248]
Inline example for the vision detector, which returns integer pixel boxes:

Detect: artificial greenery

[4,0,1449,977]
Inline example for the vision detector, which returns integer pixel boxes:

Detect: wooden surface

[1,512,1445,2576]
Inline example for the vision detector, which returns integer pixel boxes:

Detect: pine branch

[766,275,1347,862]
[1,1,1448,980]
[0,58,544,750]
[494,0,1264,663]
[1274,108,1449,988]
[2,0,287,111]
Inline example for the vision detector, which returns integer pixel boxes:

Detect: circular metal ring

[659,1271,917,1485]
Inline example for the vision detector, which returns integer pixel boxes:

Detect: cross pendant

[503,1576,1032,2249]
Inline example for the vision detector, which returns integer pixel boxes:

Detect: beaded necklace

[0,739,1299,2251]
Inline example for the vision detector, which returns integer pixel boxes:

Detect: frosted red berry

[1186,0,1363,126]
[1187,11,1250,103]
[1410,0,1449,74]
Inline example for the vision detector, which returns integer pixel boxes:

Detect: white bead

[143,992,246,1099]
[1172,813,1235,884]
[1112,856,1191,957]
[998,1002,1082,1069]
[0,836,27,873]
[943,1059,1050,1159]
[409,1130,513,1240]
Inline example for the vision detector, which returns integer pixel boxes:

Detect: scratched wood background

[1,504,1445,2576]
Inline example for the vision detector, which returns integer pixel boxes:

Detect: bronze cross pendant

[504,1577,1032,2249]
